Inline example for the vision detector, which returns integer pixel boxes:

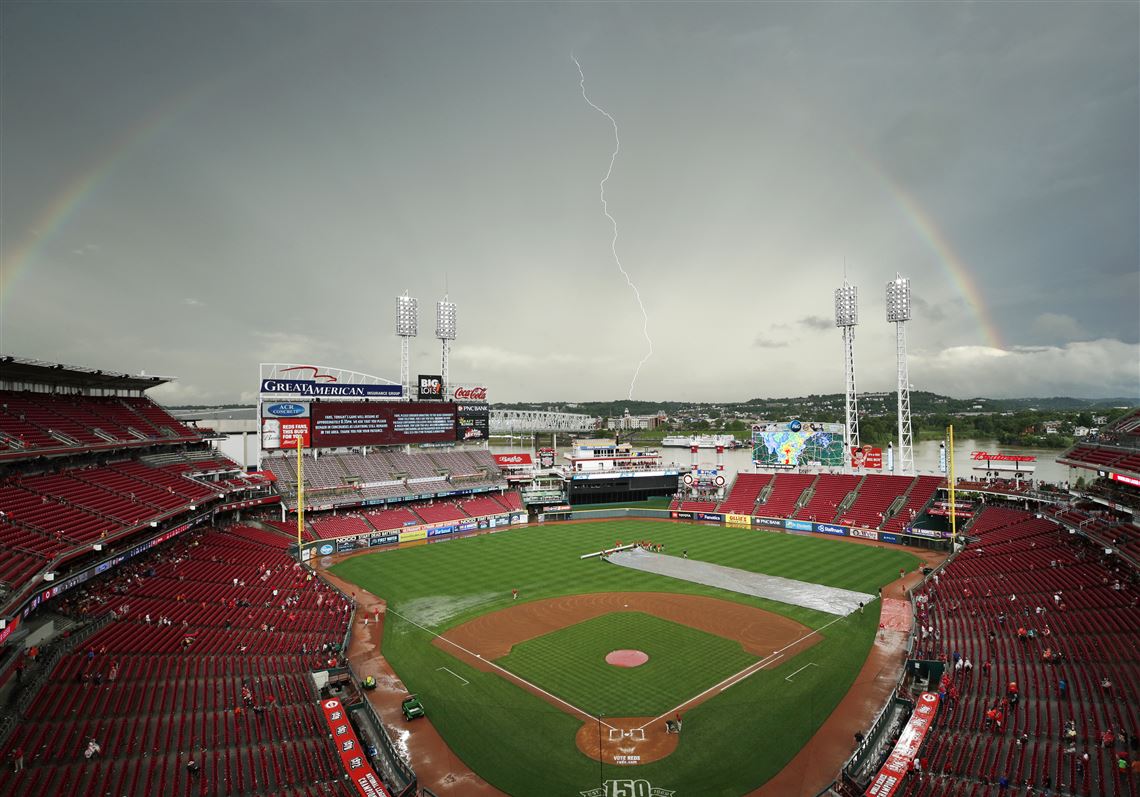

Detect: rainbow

[853,149,1005,350]
[1,80,214,306]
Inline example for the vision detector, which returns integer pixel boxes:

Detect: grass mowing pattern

[332,520,917,796]
[497,611,757,716]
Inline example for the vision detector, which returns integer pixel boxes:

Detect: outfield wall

[553,507,952,550]
[300,511,528,560]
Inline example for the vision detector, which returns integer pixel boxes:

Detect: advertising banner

[756,517,784,528]
[784,519,813,532]
[494,453,534,467]
[696,512,724,523]
[427,526,455,538]
[815,523,848,537]
[538,448,556,468]
[850,528,879,541]
[866,693,939,797]
[398,528,427,543]
[852,445,883,470]
[671,511,693,520]
[880,533,900,544]
[971,450,1037,463]
[261,379,402,399]
[311,402,457,447]
[417,374,444,400]
[368,534,399,547]
[725,514,751,528]
[261,402,310,418]
[452,386,488,402]
[261,417,310,450]
[906,527,948,539]
[318,698,390,797]
[456,403,490,442]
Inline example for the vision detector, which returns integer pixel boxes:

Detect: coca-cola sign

[494,453,533,466]
[454,386,488,401]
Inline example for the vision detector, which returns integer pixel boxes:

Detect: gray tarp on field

[605,547,873,616]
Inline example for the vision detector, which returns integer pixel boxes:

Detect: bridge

[490,409,597,434]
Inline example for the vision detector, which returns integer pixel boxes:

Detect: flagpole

[296,435,305,565]
[948,425,956,548]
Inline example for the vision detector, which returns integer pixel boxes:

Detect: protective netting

[606,547,873,616]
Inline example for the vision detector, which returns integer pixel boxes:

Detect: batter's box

[608,728,646,741]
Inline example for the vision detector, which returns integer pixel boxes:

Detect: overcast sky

[1,2,1137,404]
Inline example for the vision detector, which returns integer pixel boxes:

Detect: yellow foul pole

[948,425,956,547]
[296,435,305,563]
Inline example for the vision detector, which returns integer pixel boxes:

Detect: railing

[0,612,114,746]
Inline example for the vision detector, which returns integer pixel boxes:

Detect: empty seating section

[841,474,911,528]
[262,448,506,511]
[362,506,422,531]
[0,527,355,797]
[0,391,199,456]
[300,492,521,537]
[0,458,234,591]
[794,474,859,522]
[882,475,944,533]
[756,473,816,518]
[413,502,468,524]
[716,473,772,515]
[1059,444,1130,470]
[906,507,1140,794]
[307,514,372,539]
[459,496,508,517]
[494,492,523,512]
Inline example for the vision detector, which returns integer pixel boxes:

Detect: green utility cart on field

[401,694,425,721]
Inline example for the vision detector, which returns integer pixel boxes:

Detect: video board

[753,420,845,468]
[455,403,489,442]
[310,402,458,447]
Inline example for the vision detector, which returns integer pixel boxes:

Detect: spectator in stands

[9,746,23,773]
[83,738,101,760]
[1058,677,1068,698]
[186,758,199,777]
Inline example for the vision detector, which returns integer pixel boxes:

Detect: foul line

[389,607,618,731]
[637,612,848,731]
[720,653,781,692]
[784,662,818,682]
[436,667,470,685]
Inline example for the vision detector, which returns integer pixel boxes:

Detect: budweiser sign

[971,451,1036,463]
[454,386,488,401]
[494,453,533,466]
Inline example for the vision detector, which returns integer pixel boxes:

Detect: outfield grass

[332,520,917,796]
[497,612,758,716]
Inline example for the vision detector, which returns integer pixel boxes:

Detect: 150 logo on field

[580,780,675,797]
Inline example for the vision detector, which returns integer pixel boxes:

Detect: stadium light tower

[834,280,860,463]
[436,296,457,398]
[396,292,418,398]
[886,274,915,475]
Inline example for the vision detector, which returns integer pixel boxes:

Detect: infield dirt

[436,591,819,765]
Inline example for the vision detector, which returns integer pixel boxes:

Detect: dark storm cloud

[1,1,1136,401]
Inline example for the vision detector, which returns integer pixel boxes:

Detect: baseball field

[331,519,919,796]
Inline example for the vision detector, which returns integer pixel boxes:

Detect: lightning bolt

[573,54,653,400]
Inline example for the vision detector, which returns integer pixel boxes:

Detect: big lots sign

[453,386,488,401]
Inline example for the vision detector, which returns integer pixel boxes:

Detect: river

[489,437,1077,486]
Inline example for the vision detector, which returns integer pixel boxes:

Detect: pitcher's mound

[606,649,649,668]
